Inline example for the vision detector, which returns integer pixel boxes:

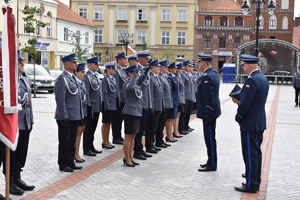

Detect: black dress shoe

[180,131,188,135]
[91,148,102,154]
[70,165,82,170]
[200,163,207,168]
[234,185,257,193]
[15,178,35,191]
[146,148,158,154]
[242,182,259,191]
[10,184,24,195]
[0,194,5,200]
[131,161,140,165]
[155,143,167,148]
[242,173,246,178]
[75,158,85,163]
[84,150,96,156]
[163,142,171,147]
[142,151,152,157]
[198,166,217,172]
[102,143,113,149]
[133,154,147,160]
[165,137,177,143]
[60,167,74,173]
[119,137,124,142]
[113,139,123,145]
[153,146,161,151]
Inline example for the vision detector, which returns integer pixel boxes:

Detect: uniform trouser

[193,92,198,111]
[155,108,170,145]
[241,131,263,190]
[178,104,185,133]
[295,88,300,105]
[145,111,162,150]
[183,100,193,130]
[83,112,100,152]
[134,108,150,155]
[202,118,217,168]
[57,120,78,169]
[112,102,125,140]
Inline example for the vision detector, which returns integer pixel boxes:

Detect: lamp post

[241,0,275,57]
[118,31,134,56]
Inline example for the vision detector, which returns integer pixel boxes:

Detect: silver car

[23,64,55,93]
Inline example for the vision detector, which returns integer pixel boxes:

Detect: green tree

[68,30,90,62]
[22,6,46,98]
[161,49,176,63]
[140,42,148,51]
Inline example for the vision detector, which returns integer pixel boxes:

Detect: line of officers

[54,50,203,172]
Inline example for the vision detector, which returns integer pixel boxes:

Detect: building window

[205,16,213,26]
[117,30,126,43]
[269,15,277,29]
[79,7,87,19]
[85,32,89,44]
[94,8,103,20]
[94,30,102,43]
[137,30,146,44]
[204,37,211,48]
[138,9,146,20]
[270,19,276,27]
[233,37,241,48]
[259,15,264,29]
[64,27,68,41]
[282,16,288,29]
[162,9,171,21]
[36,20,41,36]
[178,9,187,22]
[161,31,170,45]
[219,37,226,48]
[220,16,228,26]
[47,11,52,17]
[177,32,186,45]
[118,8,127,20]
[46,22,51,37]
[235,17,243,26]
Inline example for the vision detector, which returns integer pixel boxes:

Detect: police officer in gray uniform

[176,62,186,136]
[82,57,102,156]
[112,52,128,145]
[55,53,84,173]
[155,60,172,148]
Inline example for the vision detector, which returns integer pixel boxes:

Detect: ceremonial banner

[127,45,136,54]
[0,1,18,150]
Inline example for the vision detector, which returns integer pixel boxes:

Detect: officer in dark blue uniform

[197,54,221,172]
[233,54,269,193]
[55,53,84,172]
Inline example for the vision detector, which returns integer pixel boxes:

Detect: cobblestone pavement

[0,83,299,200]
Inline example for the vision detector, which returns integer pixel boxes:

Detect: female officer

[74,63,90,163]
[122,64,147,167]
[101,61,118,149]
[165,62,179,143]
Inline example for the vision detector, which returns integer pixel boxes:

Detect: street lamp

[118,31,134,56]
[241,0,276,57]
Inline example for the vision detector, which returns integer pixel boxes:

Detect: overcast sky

[59,0,300,19]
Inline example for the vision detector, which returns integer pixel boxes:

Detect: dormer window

[220,16,228,26]
[205,16,213,26]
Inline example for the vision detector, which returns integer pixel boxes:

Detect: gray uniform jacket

[158,73,173,109]
[176,75,186,104]
[137,65,153,109]
[188,73,197,103]
[83,70,101,113]
[113,65,128,104]
[101,74,118,111]
[149,71,163,111]
[293,72,300,89]
[54,71,84,121]
[122,73,145,117]
[78,79,90,117]
[18,76,34,130]
[181,72,193,101]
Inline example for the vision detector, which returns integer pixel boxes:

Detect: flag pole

[5,146,10,200]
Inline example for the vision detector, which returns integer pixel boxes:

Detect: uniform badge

[204,81,208,84]
[245,85,250,88]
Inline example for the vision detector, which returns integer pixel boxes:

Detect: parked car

[23,64,55,93]
[49,69,63,79]
[85,67,104,80]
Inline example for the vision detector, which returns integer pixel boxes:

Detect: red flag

[269,51,277,56]
[127,45,136,54]
[258,52,264,58]
[0,2,18,150]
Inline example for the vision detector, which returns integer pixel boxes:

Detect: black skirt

[102,110,115,123]
[78,117,89,126]
[122,114,140,134]
[167,106,178,119]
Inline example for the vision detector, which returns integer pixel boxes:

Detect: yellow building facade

[71,0,196,63]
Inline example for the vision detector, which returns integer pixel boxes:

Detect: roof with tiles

[54,0,95,27]
[198,0,243,13]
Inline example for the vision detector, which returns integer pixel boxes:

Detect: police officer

[155,60,172,148]
[292,66,300,106]
[175,62,185,137]
[112,52,127,145]
[5,53,35,195]
[127,54,138,66]
[82,56,103,156]
[197,54,221,172]
[233,54,269,193]
[55,53,84,172]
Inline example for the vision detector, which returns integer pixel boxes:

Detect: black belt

[22,102,31,109]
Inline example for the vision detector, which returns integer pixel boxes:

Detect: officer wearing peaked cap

[197,53,221,172]
[175,62,186,137]
[112,52,128,145]
[232,54,269,193]
[55,53,84,172]
[82,56,103,156]
[128,54,138,65]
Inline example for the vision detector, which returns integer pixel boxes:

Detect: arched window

[281,0,288,9]
[235,17,243,26]
[259,15,264,29]
[269,15,277,29]
[204,16,213,26]
[47,11,52,17]
[220,16,228,26]
[36,9,41,15]
[282,16,288,29]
